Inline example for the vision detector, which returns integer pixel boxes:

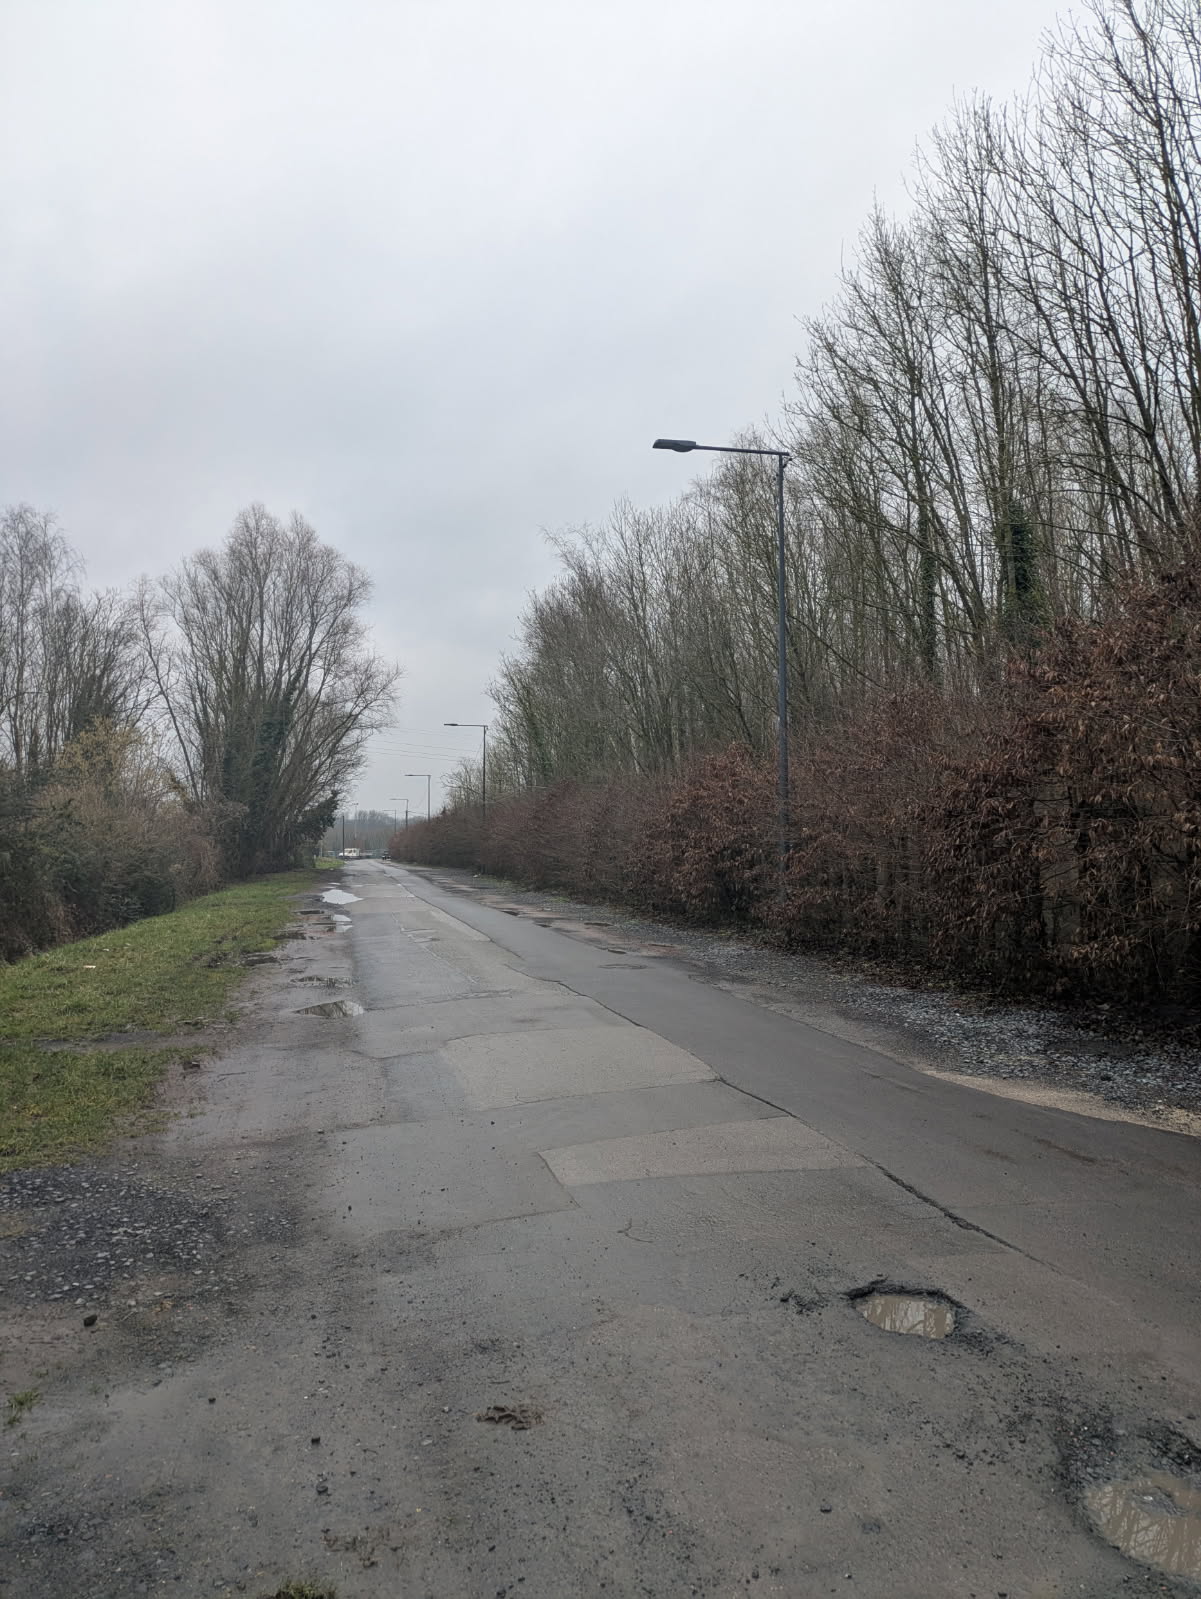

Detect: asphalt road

[3,858,1200,1598]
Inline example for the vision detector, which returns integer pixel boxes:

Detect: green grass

[5,1389,40,1425]
[0,871,317,1172]
[313,855,342,871]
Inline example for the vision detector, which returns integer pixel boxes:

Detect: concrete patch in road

[326,1121,574,1233]
[541,1115,861,1187]
[352,994,625,1059]
[444,1025,714,1108]
[474,1079,778,1154]
[570,1166,1009,1264]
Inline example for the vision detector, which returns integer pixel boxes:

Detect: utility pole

[406,773,432,820]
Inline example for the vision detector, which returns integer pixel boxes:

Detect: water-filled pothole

[322,888,360,905]
[299,999,364,1018]
[854,1290,956,1339]
[1085,1473,1201,1580]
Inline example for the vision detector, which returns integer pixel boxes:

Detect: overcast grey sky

[2,0,1069,814]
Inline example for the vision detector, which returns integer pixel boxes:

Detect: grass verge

[0,870,317,1172]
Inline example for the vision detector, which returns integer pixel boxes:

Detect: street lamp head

[443,721,459,727]
[652,438,696,453]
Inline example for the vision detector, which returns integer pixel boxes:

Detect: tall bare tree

[140,505,399,875]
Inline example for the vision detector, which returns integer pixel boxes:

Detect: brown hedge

[394,566,1201,1010]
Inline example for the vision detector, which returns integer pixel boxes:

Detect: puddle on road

[322,888,360,905]
[299,998,364,1018]
[856,1291,956,1339]
[1085,1473,1201,1580]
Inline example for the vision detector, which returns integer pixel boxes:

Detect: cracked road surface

[3,860,1201,1597]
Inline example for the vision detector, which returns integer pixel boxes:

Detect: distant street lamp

[443,723,489,819]
[653,438,792,870]
[405,773,432,821]
[389,795,411,829]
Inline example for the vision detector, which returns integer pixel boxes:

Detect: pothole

[1085,1473,1201,1580]
[298,999,364,1018]
[476,1403,542,1430]
[852,1287,956,1339]
[322,888,360,905]
[292,976,351,988]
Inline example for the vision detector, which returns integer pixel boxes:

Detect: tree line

[0,504,397,960]
[408,0,1201,1006]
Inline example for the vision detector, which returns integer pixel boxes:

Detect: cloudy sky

[2,0,1068,814]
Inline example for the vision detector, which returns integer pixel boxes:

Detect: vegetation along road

[2,857,1199,1597]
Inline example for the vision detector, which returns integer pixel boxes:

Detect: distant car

[340,848,361,859]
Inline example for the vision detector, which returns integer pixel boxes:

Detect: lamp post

[653,438,792,870]
[443,723,488,819]
[405,773,432,821]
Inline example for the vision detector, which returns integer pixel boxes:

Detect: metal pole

[481,728,488,820]
[776,450,789,872]
[653,438,791,878]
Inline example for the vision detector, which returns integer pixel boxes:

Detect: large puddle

[856,1291,956,1339]
[299,999,364,1018]
[322,889,360,906]
[1085,1473,1201,1580]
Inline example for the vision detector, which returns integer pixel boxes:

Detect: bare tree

[140,505,400,875]
[0,506,143,777]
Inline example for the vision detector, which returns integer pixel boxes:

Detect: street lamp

[405,773,432,821]
[443,723,489,819]
[389,796,411,829]
[653,438,792,870]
